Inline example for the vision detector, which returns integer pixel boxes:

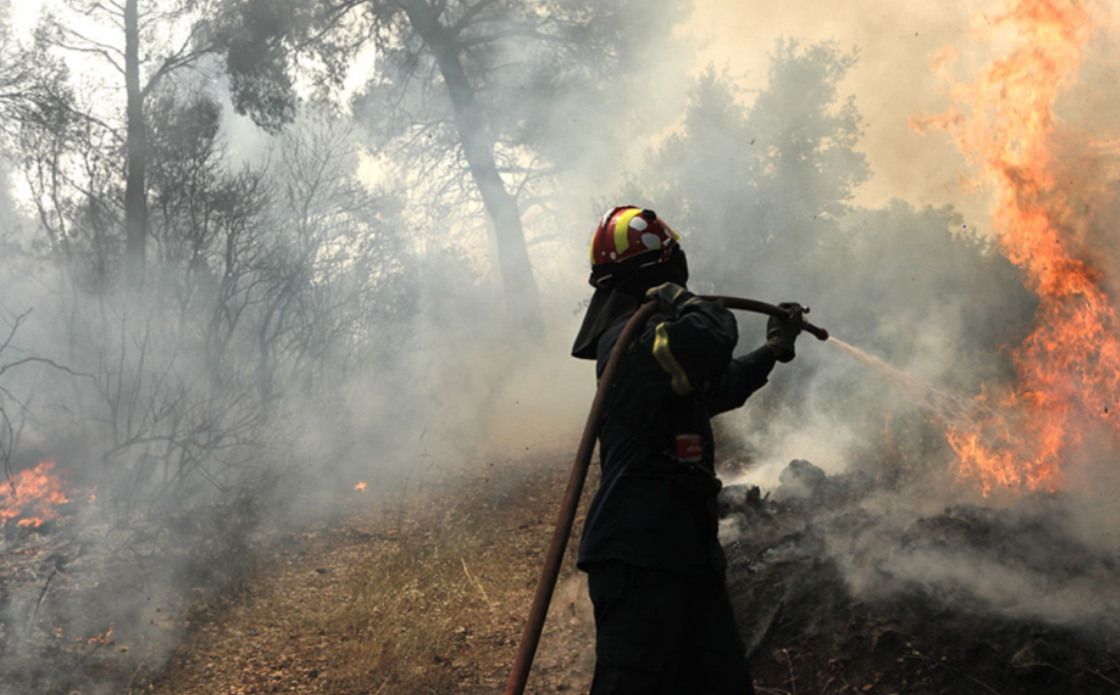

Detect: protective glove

[766,302,804,363]
[644,282,699,318]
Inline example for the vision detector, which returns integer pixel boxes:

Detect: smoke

[1,0,705,682]
[645,0,1120,643]
[683,0,995,220]
[830,493,1120,632]
[4,0,1120,690]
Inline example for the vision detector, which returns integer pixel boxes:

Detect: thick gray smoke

[0,1,696,690]
[2,0,1120,691]
[674,15,1120,639]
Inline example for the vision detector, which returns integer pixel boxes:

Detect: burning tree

[914,0,1120,496]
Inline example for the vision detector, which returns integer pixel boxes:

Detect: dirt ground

[146,453,1120,695]
[149,454,597,695]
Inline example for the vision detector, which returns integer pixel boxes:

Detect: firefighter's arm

[705,346,777,416]
[707,302,803,414]
[639,284,738,396]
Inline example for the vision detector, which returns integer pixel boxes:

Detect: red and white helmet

[575,206,687,357]
[590,206,680,277]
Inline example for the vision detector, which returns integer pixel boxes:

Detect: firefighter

[571,206,803,694]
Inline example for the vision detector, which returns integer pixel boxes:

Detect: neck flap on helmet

[571,247,689,360]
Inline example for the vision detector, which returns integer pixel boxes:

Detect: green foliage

[217,0,316,132]
[626,38,1036,464]
[824,201,1034,383]
[349,0,692,225]
[642,66,760,285]
[749,40,869,220]
[633,38,1032,364]
[0,18,73,161]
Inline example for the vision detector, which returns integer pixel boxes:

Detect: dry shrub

[177,486,265,599]
[323,481,537,695]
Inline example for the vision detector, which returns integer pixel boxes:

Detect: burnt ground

[724,461,1120,695]
[8,452,1120,694]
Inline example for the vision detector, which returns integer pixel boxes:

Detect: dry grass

[327,523,484,690]
[149,455,585,695]
[320,470,560,694]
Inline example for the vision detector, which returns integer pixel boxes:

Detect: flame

[87,625,114,645]
[354,481,368,491]
[1,460,72,528]
[914,0,1120,495]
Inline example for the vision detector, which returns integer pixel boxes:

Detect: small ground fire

[1,460,71,529]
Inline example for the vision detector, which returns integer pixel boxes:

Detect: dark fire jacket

[577,297,776,576]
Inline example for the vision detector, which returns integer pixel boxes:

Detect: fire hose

[503,296,829,695]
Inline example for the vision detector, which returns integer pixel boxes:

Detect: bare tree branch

[52,40,127,76]
[449,0,499,37]
[0,309,32,356]
[0,356,94,381]
[291,0,369,55]
[57,22,127,59]
[141,19,213,98]
[1,407,15,493]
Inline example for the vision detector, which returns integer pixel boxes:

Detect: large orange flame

[1,460,72,528]
[913,0,1120,496]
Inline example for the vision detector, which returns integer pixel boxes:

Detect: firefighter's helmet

[589,206,680,287]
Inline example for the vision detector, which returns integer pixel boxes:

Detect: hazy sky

[680,0,997,221]
[15,0,1118,235]
[685,0,1120,234]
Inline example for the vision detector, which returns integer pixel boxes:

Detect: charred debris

[720,459,1120,695]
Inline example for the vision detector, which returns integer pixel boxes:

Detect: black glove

[643,282,699,318]
[766,302,804,363]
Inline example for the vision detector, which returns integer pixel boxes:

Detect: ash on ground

[720,459,1120,695]
[0,491,263,695]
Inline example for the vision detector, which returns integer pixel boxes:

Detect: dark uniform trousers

[587,561,755,695]
[580,298,774,695]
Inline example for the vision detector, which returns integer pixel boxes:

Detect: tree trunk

[124,0,147,288]
[403,0,543,334]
